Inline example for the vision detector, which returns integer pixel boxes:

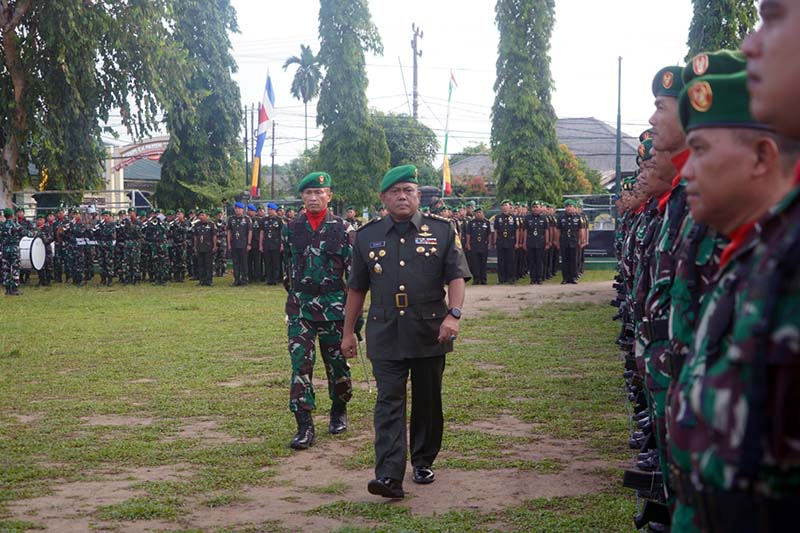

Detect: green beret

[345,205,355,211]
[69,208,79,214]
[197,209,206,215]
[127,207,135,213]
[564,199,577,207]
[298,172,332,193]
[176,208,184,214]
[639,129,653,143]
[637,139,654,163]
[467,201,476,208]
[421,206,430,213]
[101,210,110,216]
[473,205,483,212]
[500,199,512,206]
[380,164,418,193]
[166,210,175,216]
[682,50,746,85]
[137,210,146,217]
[679,71,768,133]
[652,66,685,98]
[3,208,14,217]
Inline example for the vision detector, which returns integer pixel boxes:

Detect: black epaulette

[357,217,382,232]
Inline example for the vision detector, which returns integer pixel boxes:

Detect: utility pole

[411,23,423,119]
[271,121,276,200]
[614,57,623,199]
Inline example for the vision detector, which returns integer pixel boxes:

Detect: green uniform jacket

[348,210,471,360]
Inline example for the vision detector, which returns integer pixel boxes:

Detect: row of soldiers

[613,31,800,533]
[426,199,590,285]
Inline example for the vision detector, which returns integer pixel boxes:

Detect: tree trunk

[1,0,32,209]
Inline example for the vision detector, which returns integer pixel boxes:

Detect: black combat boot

[289,410,315,450]
[329,403,347,435]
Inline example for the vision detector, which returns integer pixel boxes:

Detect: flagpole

[442,72,456,196]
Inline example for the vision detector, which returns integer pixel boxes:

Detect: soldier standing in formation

[557,200,581,284]
[214,208,228,277]
[193,209,216,286]
[262,202,283,285]
[247,204,262,283]
[95,210,116,287]
[492,199,517,284]
[282,171,353,450]
[523,201,550,284]
[1,208,23,295]
[34,213,53,287]
[342,164,470,499]
[465,206,490,284]
[227,201,251,286]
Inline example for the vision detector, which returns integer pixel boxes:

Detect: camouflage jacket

[281,211,353,321]
[1,219,23,249]
[95,220,116,243]
[671,184,800,496]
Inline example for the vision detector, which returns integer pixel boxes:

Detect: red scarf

[658,149,690,214]
[719,221,757,269]
[794,159,800,186]
[306,208,327,231]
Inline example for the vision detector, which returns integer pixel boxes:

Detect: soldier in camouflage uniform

[151,210,169,285]
[114,210,127,282]
[64,209,86,286]
[124,209,143,285]
[34,213,53,286]
[668,57,800,530]
[1,208,23,295]
[214,209,227,277]
[282,171,353,450]
[52,207,67,282]
[95,210,116,286]
[169,209,188,282]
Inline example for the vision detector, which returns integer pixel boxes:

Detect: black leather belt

[294,279,344,295]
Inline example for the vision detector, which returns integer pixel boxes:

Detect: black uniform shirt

[349,210,471,360]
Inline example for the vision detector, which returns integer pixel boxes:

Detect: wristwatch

[448,307,462,320]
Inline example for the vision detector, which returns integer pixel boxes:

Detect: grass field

[0,270,631,532]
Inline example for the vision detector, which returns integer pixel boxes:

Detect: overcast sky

[227,0,697,166]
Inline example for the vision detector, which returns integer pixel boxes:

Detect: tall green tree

[316,0,389,209]
[0,0,185,208]
[155,0,243,209]
[491,0,563,204]
[283,45,322,151]
[372,111,438,166]
[686,0,758,60]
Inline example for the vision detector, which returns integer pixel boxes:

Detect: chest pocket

[319,224,344,256]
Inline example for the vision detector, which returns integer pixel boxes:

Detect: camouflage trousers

[114,242,126,280]
[1,246,21,291]
[643,339,673,492]
[97,243,114,280]
[153,243,169,284]
[141,242,153,280]
[169,242,186,279]
[288,316,352,413]
[124,241,141,284]
[53,242,65,281]
[84,245,96,280]
[214,239,227,276]
[66,244,84,285]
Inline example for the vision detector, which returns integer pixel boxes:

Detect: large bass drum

[19,236,46,270]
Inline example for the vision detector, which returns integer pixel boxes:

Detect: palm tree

[283,45,322,151]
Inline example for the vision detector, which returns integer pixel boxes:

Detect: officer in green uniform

[96,210,116,287]
[227,201,251,286]
[492,199,517,284]
[262,202,283,285]
[282,171,354,450]
[523,201,550,284]
[557,200,581,284]
[1,208,23,295]
[342,164,471,499]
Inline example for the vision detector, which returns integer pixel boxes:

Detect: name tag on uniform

[369,241,386,249]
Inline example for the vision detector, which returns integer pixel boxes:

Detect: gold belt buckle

[395,293,409,308]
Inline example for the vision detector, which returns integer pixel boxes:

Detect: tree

[491,0,563,205]
[283,45,323,151]
[372,111,438,170]
[686,0,758,60]
[316,0,390,209]
[156,0,243,210]
[0,0,185,208]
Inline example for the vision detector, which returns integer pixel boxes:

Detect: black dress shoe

[412,466,435,484]
[329,403,347,435]
[367,477,404,498]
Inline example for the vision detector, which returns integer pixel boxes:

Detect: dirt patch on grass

[81,415,154,427]
[127,378,157,384]
[474,362,506,371]
[6,465,192,531]
[463,280,614,318]
[9,413,42,424]
[164,418,251,445]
